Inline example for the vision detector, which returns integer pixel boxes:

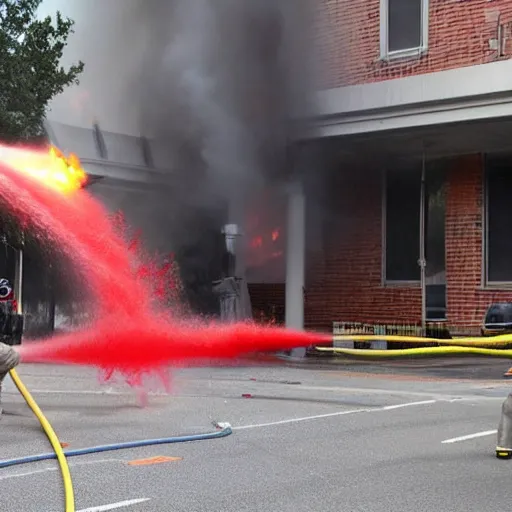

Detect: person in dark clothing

[0,341,20,418]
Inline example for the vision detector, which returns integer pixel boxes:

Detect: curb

[280,354,512,376]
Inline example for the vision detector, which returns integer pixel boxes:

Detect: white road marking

[234,399,437,430]
[0,459,123,481]
[234,408,369,430]
[442,430,497,444]
[381,400,436,410]
[5,389,167,396]
[77,498,150,512]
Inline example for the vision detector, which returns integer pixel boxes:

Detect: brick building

[295,0,512,336]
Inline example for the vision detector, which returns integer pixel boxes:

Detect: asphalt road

[2,361,512,512]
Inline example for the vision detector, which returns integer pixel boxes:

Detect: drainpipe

[13,236,24,315]
[419,154,427,335]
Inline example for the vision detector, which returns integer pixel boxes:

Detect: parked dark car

[482,303,512,337]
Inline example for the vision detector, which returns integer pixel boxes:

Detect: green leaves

[0,0,84,142]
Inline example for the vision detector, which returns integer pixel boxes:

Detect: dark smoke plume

[49,0,320,314]
[133,0,316,212]
[126,0,318,313]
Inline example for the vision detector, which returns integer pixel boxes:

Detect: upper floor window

[380,0,429,59]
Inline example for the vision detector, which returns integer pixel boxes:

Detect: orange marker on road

[128,456,182,466]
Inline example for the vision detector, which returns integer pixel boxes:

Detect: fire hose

[8,368,75,511]
[316,332,512,358]
[4,369,233,512]
[317,345,512,358]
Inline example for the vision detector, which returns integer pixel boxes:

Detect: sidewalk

[282,353,512,381]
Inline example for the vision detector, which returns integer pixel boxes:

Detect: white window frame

[380,0,429,60]
[483,154,512,288]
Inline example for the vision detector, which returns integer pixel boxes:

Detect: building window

[380,0,429,59]
[384,167,421,282]
[486,155,512,283]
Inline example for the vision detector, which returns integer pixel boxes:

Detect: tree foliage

[0,0,84,142]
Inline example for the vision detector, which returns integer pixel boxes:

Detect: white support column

[285,181,306,358]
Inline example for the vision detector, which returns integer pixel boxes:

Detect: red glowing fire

[249,225,283,267]
[250,225,281,250]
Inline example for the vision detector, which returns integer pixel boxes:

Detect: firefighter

[497,393,512,459]
[0,341,20,417]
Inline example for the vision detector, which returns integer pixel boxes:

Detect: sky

[38,0,145,135]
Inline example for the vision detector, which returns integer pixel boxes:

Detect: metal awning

[308,59,512,141]
[43,119,172,184]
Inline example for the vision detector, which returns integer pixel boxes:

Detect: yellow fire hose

[3,368,231,512]
[317,345,512,358]
[317,332,512,358]
[332,333,512,347]
[8,368,75,512]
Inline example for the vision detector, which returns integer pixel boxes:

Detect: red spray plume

[0,147,326,384]
[19,318,328,370]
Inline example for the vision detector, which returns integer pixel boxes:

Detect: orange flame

[271,228,280,242]
[0,144,87,194]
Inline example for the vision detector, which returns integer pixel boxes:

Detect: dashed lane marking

[442,430,497,444]
[77,498,150,512]
[234,399,437,430]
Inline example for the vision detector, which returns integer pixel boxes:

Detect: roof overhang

[43,119,175,185]
[309,60,512,139]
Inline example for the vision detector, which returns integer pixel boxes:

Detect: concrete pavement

[1,363,512,511]
[289,354,512,380]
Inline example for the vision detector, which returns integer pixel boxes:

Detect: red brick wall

[317,0,512,88]
[302,155,512,335]
[304,168,421,332]
[250,156,512,335]
[445,155,512,335]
